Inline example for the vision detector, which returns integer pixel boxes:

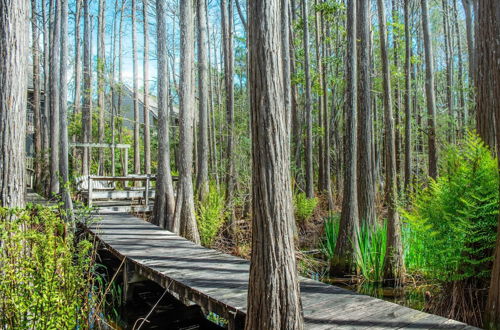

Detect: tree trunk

[420,0,438,179]
[97,0,106,175]
[143,0,151,174]
[132,0,140,175]
[195,0,209,202]
[404,0,412,190]
[221,0,235,224]
[301,0,314,199]
[378,0,404,285]
[31,0,43,190]
[82,0,92,176]
[483,1,500,327]
[73,0,82,167]
[49,0,61,195]
[452,0,466,136]
[174,0,200,244]
[42,0,51,183]
[333,0,359,276]
[0,0,28,207]
[153,0,176,230]
[245,0,304,328]
[59,0,73,217]
[461,0,474,86]
[442,0,454,144]
[357,0,376,228]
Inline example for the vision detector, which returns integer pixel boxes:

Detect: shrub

[294,192,318,223]
[402,133,498,281]
[355,221,387,283]
[197,184,227,247]
[0,204,97,329]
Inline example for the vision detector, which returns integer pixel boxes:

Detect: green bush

[321,215,340,260]
[294,192,318,222]
[402,133,498,281]
[197,184,227,247]
[355,221,387,283]
[0,204,96,329]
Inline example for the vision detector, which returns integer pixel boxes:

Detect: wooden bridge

[84,211,479,330]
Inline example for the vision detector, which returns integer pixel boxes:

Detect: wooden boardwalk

[86,213,479,330]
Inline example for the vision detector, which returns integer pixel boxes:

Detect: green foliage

[402,133,498,281]
[196,184,227,247]
[321,215,340,260]
[355,221,388,283]
[294,192,318,223]
[0,205,96,329]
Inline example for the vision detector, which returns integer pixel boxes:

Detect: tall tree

[378,0,404,284]
[59,0,73,216]
[333,0,359,275]
[301,0,314,199]
[0,0,29,207]
[73,0,82,163]
[461,0,475,86]
[442,0,454,143]
[174,0,201,244]
[153,0,176,230]
[404,0,412,190]
[97,0,106,174]
[49,0,61,194]
[196,0,209,202]
[221,0,235,221]
[245,0,304,327]
[483,1,500,326]
[420,0,438,179]
[31,0,43,190]
[357,0,376,227]
[82,0,92,176]
[143,0,151,174]
[132,0,140,175]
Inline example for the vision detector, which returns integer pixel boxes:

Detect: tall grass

[196,183,227,247]
[355,221,387,283]
[321,215,340,260]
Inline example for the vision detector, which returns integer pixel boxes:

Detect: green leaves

[294,192,318,223]
[196,183,227,247]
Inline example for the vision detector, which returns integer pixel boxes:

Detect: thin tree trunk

[153,0,176,230]
[82,0,92,177]
[442,0,454,144]
[73,0,82,167]
[143,0,151,174]
[132,0,140,175]
[97,0,106,174]
[49,0,61,195]
[420,0,438,179]
[357,0,376,227]
[174,0,201,244]
[221,0,235,225]
[59,0,73,217]
[378,0,405,285]
[452,0,466,135]
[245,0,304,327]
[392,0,402,189]
[0,0,29,207]
[301,0,314,199]
[42,0,51,182]
[333,0,359,276]
[462,0,474,86]
[31,0,43,190]
[404,0,412,190]
[196,0,209,202]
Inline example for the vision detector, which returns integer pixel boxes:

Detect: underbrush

[196,183,227,247]
[0,204,98,328]
[294,192,318,223]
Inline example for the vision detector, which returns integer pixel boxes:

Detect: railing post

[145,175,150,209]
[88,175,93,208]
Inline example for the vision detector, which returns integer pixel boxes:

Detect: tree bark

[143,0,151,174]
[153,0,176,230]
[333,0,359,276]
[378,0,405,285]
[196,0,209,202]
[31,0,43,190]
[97,0,106,175]
[174,0,201,244]
[132,0,140,175]
[420,0,438,179]
[42,0,51,182]
[357,0,376,228]
[404,0,412,190]
[59,0,73,217]
[245,0,304,328]
[0,0,28,207]
[49,0,61,195]
[301,0,314,199]
[442,0,454,144]
[73,0,82,166]
[82,0,92,176]
[483,1,500,327]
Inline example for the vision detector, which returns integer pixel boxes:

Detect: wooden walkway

[86,213,479,330]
